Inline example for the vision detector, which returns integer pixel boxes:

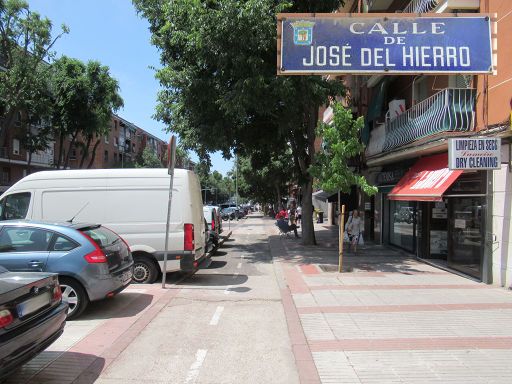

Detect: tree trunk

[300,104,319,246]
[79,136,92,168]
[63,133,78,169]
[56,133,65,169]
[275,183,281,211]
[87,138,101,169]
[301,175,316,245]
[27,151,32,175]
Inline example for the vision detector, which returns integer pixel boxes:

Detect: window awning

[388,153,463,202]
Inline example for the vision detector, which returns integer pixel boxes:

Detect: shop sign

[277,14,493,75]
[448,138,501,170]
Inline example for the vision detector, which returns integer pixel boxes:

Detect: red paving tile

[309,284,487,290]
[281,288,320,383]
[309,337,512,352]
[283,265,310,293]
[297,302,512,314]
[28,287,181,384]
[300,264,320,275]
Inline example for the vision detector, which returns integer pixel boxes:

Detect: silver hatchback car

[0,221,133,319]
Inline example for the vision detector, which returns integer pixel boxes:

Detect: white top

[347,216,364,236]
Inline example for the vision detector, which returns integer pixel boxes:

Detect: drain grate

[318,264,354,273]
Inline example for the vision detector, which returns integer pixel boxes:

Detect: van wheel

[133,257,158,284]
[60,277,89,320]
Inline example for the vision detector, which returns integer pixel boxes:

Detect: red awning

[388,153,463,202]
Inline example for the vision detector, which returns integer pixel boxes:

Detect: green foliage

[136,147,163,168]
[311,102,377,196]
[133,0,345,244]
[49,56,123,168]
[0,0,68,162]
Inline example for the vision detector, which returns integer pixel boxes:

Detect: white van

[0,168,206,284]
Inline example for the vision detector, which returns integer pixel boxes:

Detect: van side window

[0,193,31,220]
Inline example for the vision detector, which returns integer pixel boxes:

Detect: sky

[27,0,233,175]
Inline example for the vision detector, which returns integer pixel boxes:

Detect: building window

[1,168,9,185]
[104,135,109,144]
[132,143,136,153]
[12,139,20,155]
[114,120,118,130]
[70,147,77,160]
[114,153,117,163]
[104,150,109,162]
[115,137,119,146]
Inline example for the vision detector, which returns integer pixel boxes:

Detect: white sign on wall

[448,138,501,170]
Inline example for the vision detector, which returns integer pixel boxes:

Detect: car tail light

[184,223,194,251]
[211,219,215,231]
[52,284,62,302]
[84,249,108,263]
[0,309,13,328]
[81,232,108,263]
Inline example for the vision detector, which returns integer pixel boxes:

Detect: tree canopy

[311,102,377,196]
[133,0,346,244]
[49,56,123,169]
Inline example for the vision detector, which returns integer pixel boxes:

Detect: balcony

[403,0,479,13]
[382,88,476,152]
[404,0,439,12]
[30,151,53,165]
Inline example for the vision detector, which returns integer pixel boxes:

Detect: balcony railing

[383,88,476,152]
[404,0,439,13]
[30,151,53,165]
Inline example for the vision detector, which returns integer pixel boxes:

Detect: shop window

[389,200,416,252]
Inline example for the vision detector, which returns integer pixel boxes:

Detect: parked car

[0,168,207,284]
[221,207,237,221]
[0,266,67,379]
[203,206,220,248]
[0,221,133,319]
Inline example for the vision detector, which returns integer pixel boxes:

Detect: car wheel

[60,277,89,320]
[133,256,158,284]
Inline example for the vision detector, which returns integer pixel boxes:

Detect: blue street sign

[278,15,493,74]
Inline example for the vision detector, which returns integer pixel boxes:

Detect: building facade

[0,113,170,194]
[332,0,512,286]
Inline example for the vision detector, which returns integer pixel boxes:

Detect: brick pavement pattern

[276,222,512,384]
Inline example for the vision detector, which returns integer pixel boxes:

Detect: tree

[311,102,377,196]
[137,146,163,168]
[49,56,123,169]
[0,0,68,168]
[133,0,345,245]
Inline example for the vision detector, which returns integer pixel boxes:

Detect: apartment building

[322,0,511,285]
[0,114,169,193]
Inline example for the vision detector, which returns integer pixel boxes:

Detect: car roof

[0,220,100,232]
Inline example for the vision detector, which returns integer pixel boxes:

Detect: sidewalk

[272,221,512,384]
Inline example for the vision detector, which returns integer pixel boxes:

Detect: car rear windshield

[81,226,120,248]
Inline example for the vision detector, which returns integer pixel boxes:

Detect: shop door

[448,197,485,279]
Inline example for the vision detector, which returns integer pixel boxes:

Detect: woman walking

[346,209,364,253]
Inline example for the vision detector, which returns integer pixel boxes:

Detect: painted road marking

[232,272,239,279]
[209,306,224,326]
[241,254,244,260]
[237,262,242,269]
[224,285,232,295]
[185,349,208,384]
